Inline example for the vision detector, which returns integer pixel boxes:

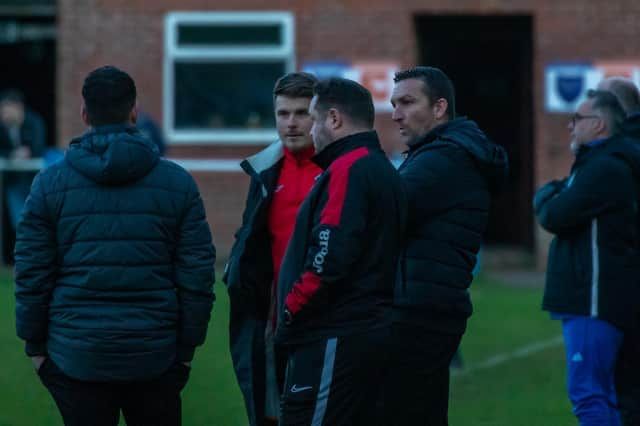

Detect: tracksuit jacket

[275,130,407,345]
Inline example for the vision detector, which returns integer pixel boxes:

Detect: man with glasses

[535,89,640,425]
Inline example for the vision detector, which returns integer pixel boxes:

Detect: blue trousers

[562,316,623,426]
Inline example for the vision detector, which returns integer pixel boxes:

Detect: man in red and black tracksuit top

[275,78,407,426]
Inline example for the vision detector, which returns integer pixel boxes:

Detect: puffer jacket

[14,124,216,382]
[394,118,509,335]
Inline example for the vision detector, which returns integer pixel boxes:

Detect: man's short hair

[0,89,25,105]
[602,78,640,115]
[273,72,318,100]
[313,77,375,128]
[587,89,626,134]
[394,66,456,119]
[82,66,136,126]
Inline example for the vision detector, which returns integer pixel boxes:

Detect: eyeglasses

[570,113,600,126]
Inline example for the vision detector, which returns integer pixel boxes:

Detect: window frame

[163,11,295,145]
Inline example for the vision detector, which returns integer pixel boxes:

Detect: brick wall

[57,0,640,265]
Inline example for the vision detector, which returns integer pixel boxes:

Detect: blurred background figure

[0,89,46,233]
[597,76,640,426]
[137,109,166,156]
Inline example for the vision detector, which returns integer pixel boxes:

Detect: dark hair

[394,66,456,119]
[312,77,375,128]
[603,78,640,115]
[82,66,136,126]
[273,72,318,100]
[0,89,25,105]
[587,89,626,133]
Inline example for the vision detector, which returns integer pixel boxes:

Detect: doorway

[415,15,534,249]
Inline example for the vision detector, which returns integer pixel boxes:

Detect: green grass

[450,276,575,426]
[0,271,575,426]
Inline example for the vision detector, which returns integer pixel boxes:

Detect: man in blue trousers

[535,89,640,425]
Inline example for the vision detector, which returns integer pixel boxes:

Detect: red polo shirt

[268,144,322,297]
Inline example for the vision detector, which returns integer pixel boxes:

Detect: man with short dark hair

[15,65,216,426]
[386,66,508,425]
[535,89,640,425]
[224,71,322,426]
[597,76,640,426]
[275,77,406,426]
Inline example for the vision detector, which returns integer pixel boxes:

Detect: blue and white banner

[545,63,603,113]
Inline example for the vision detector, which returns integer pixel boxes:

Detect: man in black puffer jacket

[385,66,508,425]
[14,66,216,426]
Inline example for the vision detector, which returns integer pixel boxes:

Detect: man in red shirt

[224,72,321,426]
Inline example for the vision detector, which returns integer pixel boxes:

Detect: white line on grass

[452,335,563,378]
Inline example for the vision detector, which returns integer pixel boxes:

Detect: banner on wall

[303,60,399,112]
[545,61,640,112]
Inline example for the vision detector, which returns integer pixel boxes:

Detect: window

[164,12,295,144]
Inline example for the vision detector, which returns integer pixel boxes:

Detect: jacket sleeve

[535,156,635,235]
[14,173,56,356]
[284,160,368,317]
[174,176,216,362]
[223,176,261,296]
[533,179,566,214]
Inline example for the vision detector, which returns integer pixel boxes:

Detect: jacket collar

[312,130,379,170]
[283,143,315,164]
[242,140,284,176]
[574,137,610,160]
[407,117,467,151]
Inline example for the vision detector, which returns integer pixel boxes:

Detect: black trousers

[615,331,640,426]
[280,329,390,426]
[382,322,462,426]
[37,358,191,426]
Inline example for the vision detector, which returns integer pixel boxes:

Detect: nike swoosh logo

[290,384,313,393]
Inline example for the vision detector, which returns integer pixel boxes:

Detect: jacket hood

[601,133,640,176]
[66,124,159,185]
[412,118,509,193]
[622,112,640,138]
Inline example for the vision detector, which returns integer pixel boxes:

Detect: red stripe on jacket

[285,147,369,314]
[320,147,369,225]
[286,272,321,314]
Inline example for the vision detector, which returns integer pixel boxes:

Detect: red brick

[57,0,640,266]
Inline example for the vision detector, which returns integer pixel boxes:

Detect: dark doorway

[415,15,534,249]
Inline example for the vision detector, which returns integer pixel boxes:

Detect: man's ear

[328,108,342,130]
[130,104,138,125]
[593,116,607,135]
[81,104,91,127]
[434,98,448,121]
